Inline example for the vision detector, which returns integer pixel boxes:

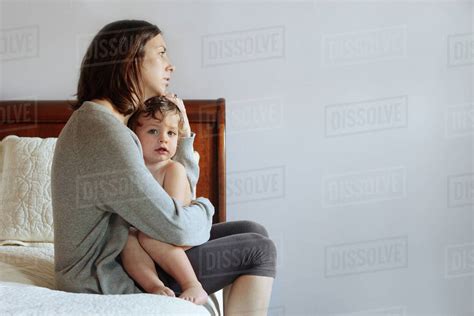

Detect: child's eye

[147,129,158,135]
[168,131,176,136]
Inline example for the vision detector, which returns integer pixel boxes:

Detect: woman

[51,20,276,315]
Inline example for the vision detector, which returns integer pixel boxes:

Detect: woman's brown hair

[75,20,161,115]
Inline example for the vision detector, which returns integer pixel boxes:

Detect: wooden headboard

[0,99,226,223]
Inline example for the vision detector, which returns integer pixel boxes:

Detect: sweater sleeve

[77,114,214,246]
[173,133,199,198]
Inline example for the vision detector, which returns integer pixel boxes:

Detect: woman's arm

[173,133,199,198]
[78,113,214,246]
[168,96,199,198]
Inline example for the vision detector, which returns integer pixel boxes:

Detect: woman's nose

[164,53,175,72]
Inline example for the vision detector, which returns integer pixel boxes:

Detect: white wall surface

[1,0,473,315]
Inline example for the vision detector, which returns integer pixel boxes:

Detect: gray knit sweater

[51,101,214,294]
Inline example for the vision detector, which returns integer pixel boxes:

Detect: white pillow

[0,136,56,243]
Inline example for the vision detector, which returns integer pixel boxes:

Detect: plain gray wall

[1,0,473,315]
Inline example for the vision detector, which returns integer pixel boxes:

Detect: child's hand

[165,93,191,138]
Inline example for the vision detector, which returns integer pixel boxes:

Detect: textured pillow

[0,136,56,242]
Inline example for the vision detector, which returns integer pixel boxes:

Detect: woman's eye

[159,51,166,56]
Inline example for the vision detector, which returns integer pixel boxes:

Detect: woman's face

[141,34,175,99]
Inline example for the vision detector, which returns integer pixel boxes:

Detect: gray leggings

[152,220,277,295]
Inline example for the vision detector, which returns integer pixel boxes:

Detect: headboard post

[216,98,226,223]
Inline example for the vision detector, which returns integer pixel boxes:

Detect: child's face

[134,111,180,165]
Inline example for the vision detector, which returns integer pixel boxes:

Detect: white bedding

[0,243,221,315]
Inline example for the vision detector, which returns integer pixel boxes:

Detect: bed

[0,99,226,315]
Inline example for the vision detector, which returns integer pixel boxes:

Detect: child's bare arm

[163,161,193,206]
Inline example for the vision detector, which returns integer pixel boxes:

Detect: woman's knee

[243,233,277,275]
[239,220,269,237]
[258,235,277,265]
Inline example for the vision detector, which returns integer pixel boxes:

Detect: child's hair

[127,96,185,135]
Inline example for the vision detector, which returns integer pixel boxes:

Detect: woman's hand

[165,93,191,138]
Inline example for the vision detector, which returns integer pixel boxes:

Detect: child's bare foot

[179,282,208,305]
[150,285,175,297]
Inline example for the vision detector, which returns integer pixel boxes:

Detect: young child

[120,96,208,305]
